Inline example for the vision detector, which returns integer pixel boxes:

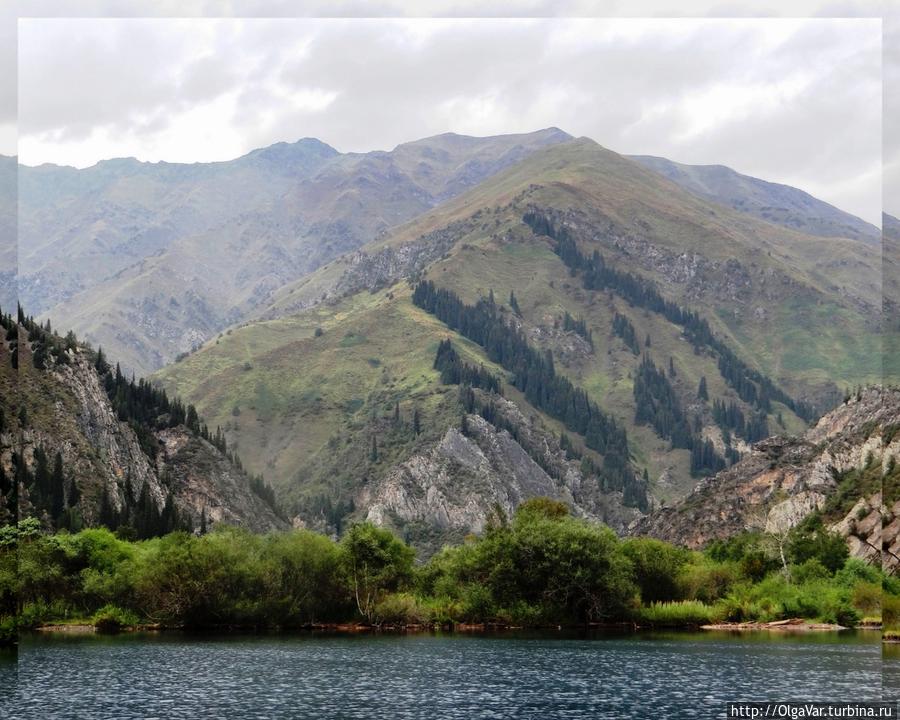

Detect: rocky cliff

[635,386,899,569]
[4,322,285,534]
[360,392,641,551]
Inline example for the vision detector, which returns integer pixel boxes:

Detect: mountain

[631,155,880,243]
[20,129,572,375]
[154,137,881,544]
[1,310,285,534]
[886,214,900,384]
[0,156,14,310]
[635,386,899,571]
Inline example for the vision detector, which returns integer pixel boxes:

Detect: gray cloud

[16,13,883,224]
[885,11,900,218]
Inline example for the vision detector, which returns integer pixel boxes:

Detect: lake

[7,631,886,719]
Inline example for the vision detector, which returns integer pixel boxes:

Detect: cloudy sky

[13,7,887,223]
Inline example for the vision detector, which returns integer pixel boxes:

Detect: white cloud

[15,15,883,224]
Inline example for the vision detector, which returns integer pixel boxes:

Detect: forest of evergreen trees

[433,339,502,393]
[522,211,816,424]
[633,356,692,450]
[712,399,770,444]
[414,281,648,508]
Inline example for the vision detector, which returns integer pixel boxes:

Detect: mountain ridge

[630,154,880,243]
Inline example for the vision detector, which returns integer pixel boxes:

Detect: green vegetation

[1,499,884,639]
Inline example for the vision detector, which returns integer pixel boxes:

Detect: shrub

[457,583,497,623]
[622,538,689,603]
[93,604,140,633]
[884,593,900,631]
[17,600,71,629]
[677,559,737,603]
[851,582,882,616]
[791,559,830,584]
[420,596,463,625]
[373,593,424,625]
[0,616,15,645]
[835,558,881,587]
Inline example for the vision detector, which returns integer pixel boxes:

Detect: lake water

[5,631,886,719]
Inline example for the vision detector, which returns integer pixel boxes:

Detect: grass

[636,601,725,627]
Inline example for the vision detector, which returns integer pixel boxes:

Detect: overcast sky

[13,9,886,224]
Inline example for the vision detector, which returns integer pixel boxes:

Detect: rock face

[361,398,641,544]
[7,334,285,533]
[634,387,899,561]
[156,428,284,533]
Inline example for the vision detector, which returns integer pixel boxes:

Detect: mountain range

[6,128,889,551]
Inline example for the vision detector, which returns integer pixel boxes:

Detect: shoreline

[699,619,848,632]
[24,618,878,637]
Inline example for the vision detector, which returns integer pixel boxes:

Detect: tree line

[433,339,502,394]
[522,211,816,423]
[612,312,640,355]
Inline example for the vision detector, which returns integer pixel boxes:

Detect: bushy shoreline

[1,498,891,645]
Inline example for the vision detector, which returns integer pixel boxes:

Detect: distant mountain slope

[886,213,900,384]
[21,129,571,375]
[0,156,14,309]
[156,138,881,542]
[631,155,880,243]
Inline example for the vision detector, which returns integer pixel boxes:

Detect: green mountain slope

[886,213,900,384]
[155,138,881,541]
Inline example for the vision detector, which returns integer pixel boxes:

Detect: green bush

[373,593,424,625]
[0,616,16,645]
[792,559,830,584]
[17,600,72,629]
[883,593,900,630]
[677,559,737,603]
[622,538,689,603]
[851,582,882,616]
[720,575,860,625]
[93,604,140,633]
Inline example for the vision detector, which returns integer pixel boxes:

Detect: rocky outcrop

[262,222,468,320]
[634,386,899,558]
[361,404,641,541]
[157,428,284,532]
[10,336,285,533]
[829,492,881,567]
